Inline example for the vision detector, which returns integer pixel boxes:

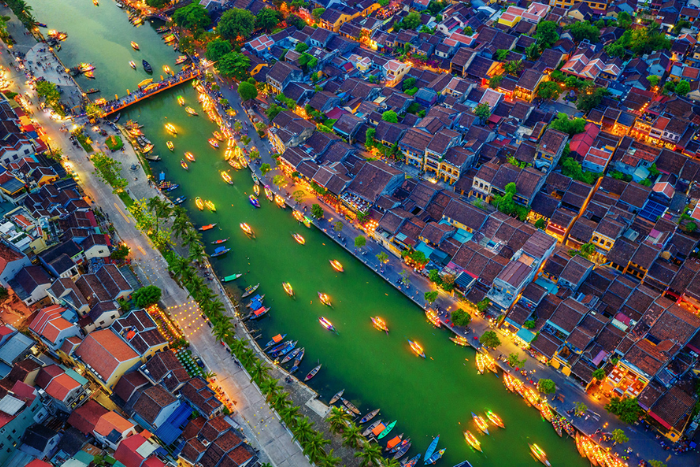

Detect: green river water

[30,1,589,465]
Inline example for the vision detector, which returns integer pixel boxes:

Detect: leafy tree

[110,243,130,260]
[397,11,421,31]
[480,331,501,348]
[476,298,490,313]
[523,319,536,329]
[604,42,626,58]
[312,8,325,19]
[647,75,660,88]
[570,242,595,260]
[676,79,690,96]
[489,74,504,89]
[217,51,251,81]
[605,396,643,424]
[36,80,61,109]
[145,0,167,6]
[295,42,309,53]
[424,291,438,304]
[260,163,271,175]
[132,285,162,308]
[206,39,232,62]
[535,21,559,48]
[333,221,343,232]
[649,461,667,467]
[376,252,389,264]
[238,81,258,101]
[612,428,629,445]
[538,379,556,394]
[508,352,526,367]
[273,175,288,188]
[354,235,366,248]
[382,111,398,123]
[495,49,509,61]
[287,14,306,30]
[664,80,676,95]
[534,218,546,230]
[327,406,352,434]
[537,81,561,100]
[474,103,491,123]
[178,35,196,55]
[256,8,282,32]
[219,9,256,41]
[592,368,606,381]
[574,401,588,416]
[266,103,285,121]
[91,153,128,193]
[550,113,586,136]
[402,77,417,91]
[673,19,692,34]
[452,309,471,327]
[567,21,600,42]
[172,4,210,32]
[504,59,524,76]
[292,189,305,203]
[311,204,324,219]
[576,87,610,113]
[365,128,376,150]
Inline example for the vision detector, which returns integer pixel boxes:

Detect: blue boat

[249,299,263,311]
[247,294,264,306]
[452,461,473,467]
[273,340,297,357]
[289,347,305,373]
[424,436,439,461]
[425,448,446,465]
[164,183,179,192]
[263,334,286,349]
[249,195,260,208]
[248,306,270,320]
[268,339,292,354]
[211,246,230,257]
[173,196,186,205]
[404,454,421,467]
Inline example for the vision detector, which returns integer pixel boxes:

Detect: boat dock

[99,67,201,116]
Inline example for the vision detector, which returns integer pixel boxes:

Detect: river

[29,1,589,465]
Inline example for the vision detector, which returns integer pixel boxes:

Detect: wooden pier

[99,68,201,117]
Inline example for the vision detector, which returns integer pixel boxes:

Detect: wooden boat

[472,412,489,435]
[252,172,259,184]
[392,439,411,458]
[464,430,481,452]
[240,223,254,237]
[385,434,404,452]
[264,185,274,202]
[173,196,186,205]
[341,397,360,415]
[180,160,189,170]
[304,364,321,382]
[166,141,174,151]
[142,143,154,153]
[112,113,121,123]
[426,309,441,327]
[329,259,343,272]
[145,154,161,161]
[524,387,540,407]
[475,353,485,374]
[228,159,241,170]
[211,246,230,257]
[540,403,554,422]
[253,184,260,196]
[175,55,188,65]
[223,273,242,282]
[275,194,286,208]
[408,340,425,358]
[360,409,379,424]
[212,238,229,246]
[195,197,204,210]
[290,348,305,373]
[205,200,216,212]
[292,233,305,245]
[484,353,498,373]
[452,461,474,467]
[575,433,586,458]
[450,336,468,346]
[177,96,185,106]
[213,131,225,141]
[208,138,219,148]
[425,448,446,465]
[319,316,336,332]
[403,454,421,467]
[84,71,95,79]
[165,123,177,134]
[362,419,383,437]
[129,60,136,69]
[247,195,260,208]
[248,306,269,320]
[371,316,389,334]
[318,292,331,306]
[270,340,295,358]
[424,436,440,461]
[85,88,100,94]
[282,282,294,297]
[183,152,195,162]
[131,41,139,50]
[242,283,260,298]
[377,420,396,439]
[248,295,266,309]
[529,444,551,467]
[199,224,216,231]
[502,372,515,392]
[281,347,302,364]
[163,64,172,74]
[329,389,344,405]
[486,410,504,429]
[93,0,99,5]
[268,339,291,354]
[185,107,198,116]
[142,60,152,73]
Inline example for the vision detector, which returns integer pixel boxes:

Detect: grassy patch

[2,91,16,99]
[117,191,134,208]
[73,130,94,153]
[105,134,123,151]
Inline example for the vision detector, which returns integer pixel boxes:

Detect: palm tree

[250,359,269,383]
[185,275,205,299]
[212,319,234,341]
[342,422,364,449]
[327,406,352,434]
[171,207,191,239]
[168,255,190,281]
[208,300,226,318]
[292,416,316,446]
[355,442,383,467]
[321,449,342,467]
[303,431,330,463]
[239,348,256,368]
[382,459,401,467]
[188,240,207,261]
[279,405,300,427]
[195,286,216,306]
[260,378,283,402]
[181,227,202,250]
[229,338,245,355]
[147,197,171,233]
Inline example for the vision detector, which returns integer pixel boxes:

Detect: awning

[515,328,535,343]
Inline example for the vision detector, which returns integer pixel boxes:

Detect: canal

[29,1,589,465]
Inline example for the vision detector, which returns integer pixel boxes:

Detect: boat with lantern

[163,64,171,74]
[539,402,554,422]
[205,200,216,212]
[240,223,254,237]
[425,448,446,465]
[251,172,259,184]
[213,131,225,141]
[318,292,332,306]
[184,152,195,162]
[464,431,481,452]
[450,336,468,346]
[142,143,154,153]
[408,340,425,358]
[221,171,233,184]
[524,387,540,407]
[472,413,489,435]
[185,107,198,116]
[177,96,185,106]
[180,160,189,170]
[166,141,174,151]
[426,309,441,327]
[475,353,485,374]
[249,195,260,208]
[131,41,139,50]
[319,316,336,333]
[529,444,551,467]
[264,185,274,202]
[175,55,188,65]
[253,184,260,196]
[242,283,260,298]
[211,246,230,258]
[484,353,498,373]
[195,197,204,210]
[304,364,322,382]
[223,273,242,282]
[360,409,380,424]
[341,398,361,416]
[282,282,294,297]
[329,389,345,405]
[208,138,219,148]
[329,260,343,272]
[292,233,305,244]
[84,71,95,79]
[371,316,389,334]
[129,60,136,69]
[275,195,286,208]
[486,410,505,429]
[165,123,177,134]
[502,372,516,392]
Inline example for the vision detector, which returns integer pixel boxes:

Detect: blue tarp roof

[155,404,193,445]
[516,328,536,343]
[639,200,667,222]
